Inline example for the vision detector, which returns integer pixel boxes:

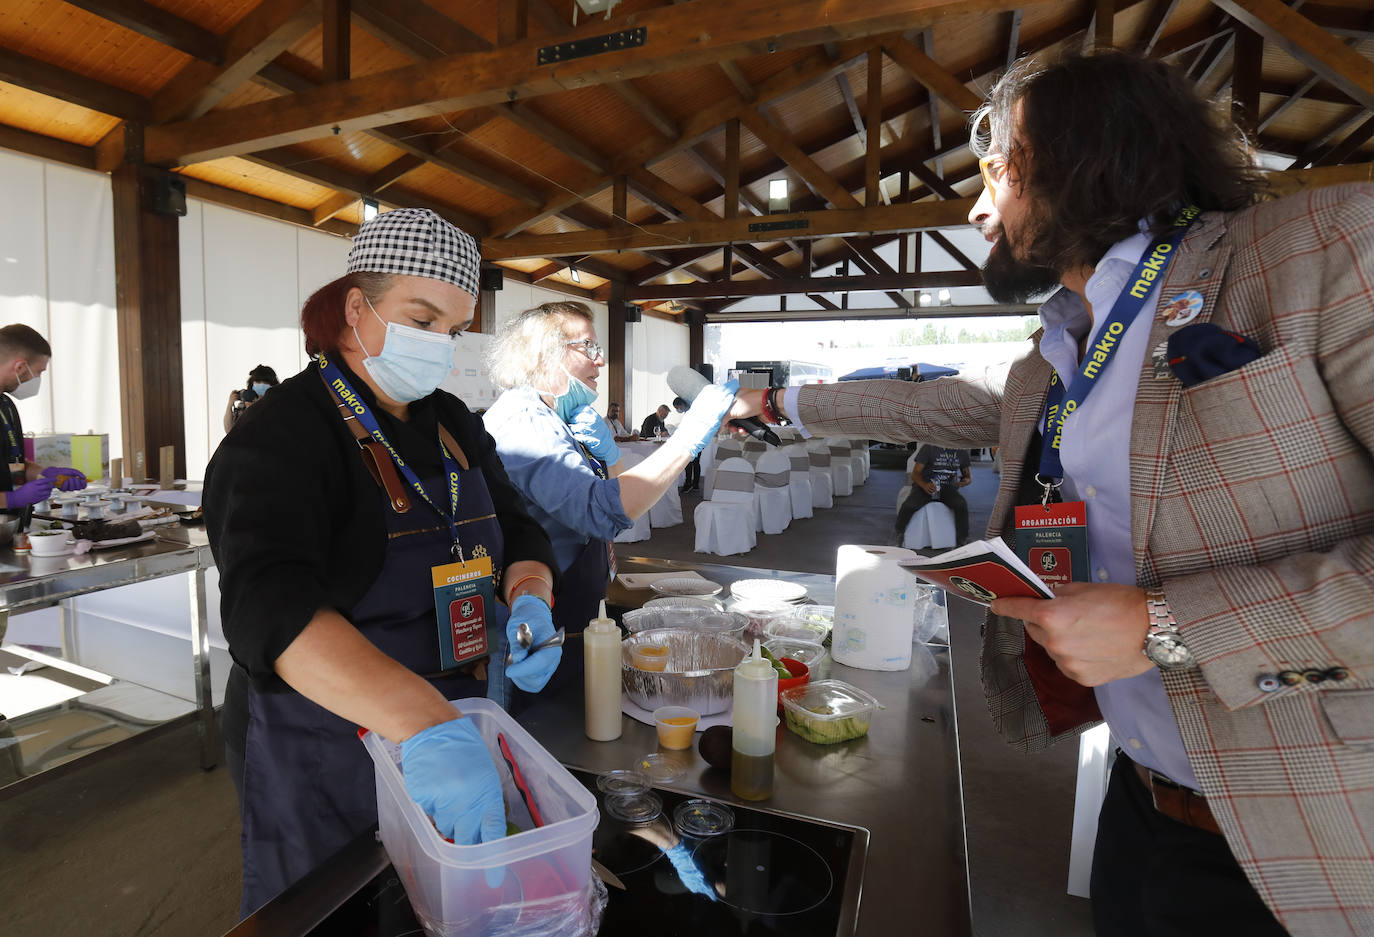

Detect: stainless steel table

[0,526,219,793]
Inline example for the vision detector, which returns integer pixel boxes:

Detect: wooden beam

[351,0,491,57]
[724,119,740,220]
[1230,22,1262,137]
[496,103,611,175]
[927,231,980,271]
[366,153,426,192]
[1134,0,1181,53]
[1004,9,1023,66]
[612,175,628,229]
[322,0,351,82]
[1209,0,1374,112]
[64,0,224,64]
[865,49,884,207]
[1152,12,1230,58]
[1313,114,1374,167]
[366,125,546,205]
[881,36,983,113]
[144,0,1041,165]
[152,0,320,123]
[498,0,528,45]
[182,175,353,236]
[628,270,984,301]
[0,49,151,121]
[909,160,960,200]
[0,124,96,170]
[739,108,862,210]
[607,282,628,413]
[483,198,977,259]
[1264,161,1374,197]
[312,190,356,225]
[1095,0,1116,49]
[719,62,757,103]
[626,166,714,222]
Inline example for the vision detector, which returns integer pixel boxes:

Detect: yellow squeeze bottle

[584,600,623,741]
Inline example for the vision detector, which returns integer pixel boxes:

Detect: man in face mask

[0,324,86,516]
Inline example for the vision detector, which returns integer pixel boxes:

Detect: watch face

[1147,633,1193,670]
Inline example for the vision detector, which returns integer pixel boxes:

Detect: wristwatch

[1143,588,1194,670]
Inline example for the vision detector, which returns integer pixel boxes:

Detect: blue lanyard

[1038,206,1200,495]
[0,399,22,467]
[318,354,465,555]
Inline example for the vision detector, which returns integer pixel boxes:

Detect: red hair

[301,272,394,356]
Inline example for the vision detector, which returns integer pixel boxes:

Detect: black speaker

[624,304,642,323]
[694,363,713,382]
[479,266,504,291]
[151,171,187,217]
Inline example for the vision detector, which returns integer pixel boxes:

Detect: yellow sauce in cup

[632,645,669,672]
[656,715,698,750]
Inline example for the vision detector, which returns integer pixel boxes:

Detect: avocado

[698,724,733,771]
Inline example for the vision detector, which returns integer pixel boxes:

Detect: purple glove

[40,466,87,492]
[7,478,54,508]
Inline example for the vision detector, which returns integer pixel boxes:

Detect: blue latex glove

[40,466,87,492]
[672,379,739,459]
[7,477,53,508]
[401,717,506,846]
[568,404,620,465]
[505,594,561,693]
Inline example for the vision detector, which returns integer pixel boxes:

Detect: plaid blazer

[796,184,1374,936]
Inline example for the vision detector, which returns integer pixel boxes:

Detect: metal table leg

[189,567,219,769]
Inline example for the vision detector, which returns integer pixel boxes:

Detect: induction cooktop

[306,768,868,936]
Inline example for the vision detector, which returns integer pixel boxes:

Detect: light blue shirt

[483,386,631,574]
[1035,230,1199,791]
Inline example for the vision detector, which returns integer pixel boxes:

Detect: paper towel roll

[832,544,920,671]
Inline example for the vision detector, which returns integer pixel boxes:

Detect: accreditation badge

[431,556,494,670]
[1014,501,1090,588]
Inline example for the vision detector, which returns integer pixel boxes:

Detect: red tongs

[497,732,545,828]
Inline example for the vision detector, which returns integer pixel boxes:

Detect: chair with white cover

[805,440,834,509]
[852,439,870,481]
[741,438,766,466]
[902,501,957,549]
[785,444,814,519]
[612,450,652,543]
[896,450,920,512]
[753,449,793,535]
[648,481,683,528]
[845,439,867,486]
[703,436,742,499]
[825,438,854,496]
[693,457,757,556]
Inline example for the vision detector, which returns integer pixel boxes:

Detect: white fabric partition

[630,315,688,433]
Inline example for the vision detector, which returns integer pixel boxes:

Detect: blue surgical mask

[547,366,596,423]
[354,298,456,403]
[251,382,271,398]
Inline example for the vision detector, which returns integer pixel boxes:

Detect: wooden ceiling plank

[724,118,741,220]
[366,125,546,205]
[351,0,492,58]
[0,124,96,170]
[323,0,352,82]
[183,175,353,236]
[1210,0,1374,112]
[0,48,151,122]
[738,107,863,211]
[484,198,976,259]
[152,0,320,123]
[627,166,716,223]
[718,62,757,104]
[496,102,612,175]
[865,48,884,207]
[145,0,1046,165]
[1152,12,1230,59]
[1004,9,1023,67]
[366,153,426,192]
[63,0,225,64]
[1258,76,1357,108]
[626,269,984,301]
[1134,0,1181,54]
[1230,22,1262,136]
[1095,0,1116,48]
[908,160,960,200]
[312,190,357,225]
[881,36,983,113]
[1313,114,1374,167]
[498,1,529,45]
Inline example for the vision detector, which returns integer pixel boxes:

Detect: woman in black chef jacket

[204,209,563,918]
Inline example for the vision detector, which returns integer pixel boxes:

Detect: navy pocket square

[1166,323,1262,387]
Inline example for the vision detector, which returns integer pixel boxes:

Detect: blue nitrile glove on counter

[672,379,739,459]
[568,404,620,466]
[40,466,87,491]
[401,716,506,845]
[7,477,53,508]
[506,594,561,692]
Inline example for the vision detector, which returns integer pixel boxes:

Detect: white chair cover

[824,438,854,496]
[613,451,652,543]
[693,457,757,556]
[902,501,957,549]
[896,450,919,512]
[753,449,792,535]
[741,438,766,466]
[846,439,866,487]
[785,444,813,519]
[855,438,871,479]
[805,440,834,509]
[704,437,744,498]
[648,471,683,528]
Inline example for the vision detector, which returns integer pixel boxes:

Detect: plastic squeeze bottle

[584,600,623,741]
[731,639,777,801]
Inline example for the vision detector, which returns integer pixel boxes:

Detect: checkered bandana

[345,208,480,296]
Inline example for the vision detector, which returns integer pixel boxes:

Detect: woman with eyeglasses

[483,301,738,708]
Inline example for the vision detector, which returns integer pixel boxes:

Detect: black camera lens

[239,387,258,403]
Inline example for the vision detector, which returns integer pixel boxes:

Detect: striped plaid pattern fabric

[795,185,1374,935]
[346,208,481,297]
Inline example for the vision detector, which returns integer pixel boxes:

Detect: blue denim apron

[235,461,507,918]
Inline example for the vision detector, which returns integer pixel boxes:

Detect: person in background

[483,302,739,708]
[733,50,1374,937]
[639,404,670,439]
[672,396,701,492]
[604,401,629,438]
[223,364,280,433]
[895,444,970,543]
[204,208,560,917]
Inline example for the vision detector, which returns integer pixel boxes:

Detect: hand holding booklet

[897,538,1055,606]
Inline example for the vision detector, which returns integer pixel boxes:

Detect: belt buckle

[1146,767,1176,813]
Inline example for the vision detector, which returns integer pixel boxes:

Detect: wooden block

[110,457,123,487]
[159,446,176,490]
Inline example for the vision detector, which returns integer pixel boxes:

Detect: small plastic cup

[652,705,700,750]
[631,644,669,672]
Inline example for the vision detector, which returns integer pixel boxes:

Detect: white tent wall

[0,150,121,472]
[631,315,689,430]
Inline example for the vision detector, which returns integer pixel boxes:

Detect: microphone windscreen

[667,366,711,402]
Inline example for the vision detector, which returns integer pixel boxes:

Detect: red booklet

[898,538,1054,605]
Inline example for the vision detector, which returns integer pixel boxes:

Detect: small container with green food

[780,679,880,745]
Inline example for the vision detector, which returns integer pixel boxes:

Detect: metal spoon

[505,627,567,665]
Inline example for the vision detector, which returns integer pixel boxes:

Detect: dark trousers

[682,455,701,490]
[895,485,969,543]
[1091,754,1290,937]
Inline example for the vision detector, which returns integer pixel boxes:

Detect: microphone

[667,366,781,447]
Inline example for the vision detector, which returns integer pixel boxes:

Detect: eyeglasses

[978,154,1011,193]
[566,339,604,362]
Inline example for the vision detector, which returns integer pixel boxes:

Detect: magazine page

[898,538,1055,605]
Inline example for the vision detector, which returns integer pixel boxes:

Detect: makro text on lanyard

[317,354,466,557]
[1037,205,1200,503]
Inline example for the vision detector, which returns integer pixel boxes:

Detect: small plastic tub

[765,616,830,645]
[727,599,795,640]
[780,679,881,745]
[764,637,827,674]
[673,799,734,838]
[631,644,669,672]
[652,705,699,750]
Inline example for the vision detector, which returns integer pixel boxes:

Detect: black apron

[235,461,507,918]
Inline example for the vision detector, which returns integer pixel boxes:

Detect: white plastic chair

[902,501,957,549]
[805,440,834,509]
[693,457,757,556]
[612,451,652,543]
[825,438,854,496]
[753,448,792,535]
[785,443,813,520]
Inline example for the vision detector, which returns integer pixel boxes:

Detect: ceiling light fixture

[362,197,379,222]
[568,266,581,283]
[768,178,789,214]
[937,288,952,305]
[918,292,933,306]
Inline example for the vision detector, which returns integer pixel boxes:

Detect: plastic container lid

[763,637,827,671]
[604,790,663,824]
[765,616,830,644]
[673,799,735,837]
[780,679,879,714]
[791,604,835,627]
[634,752,686,783]
[596,769,650,795]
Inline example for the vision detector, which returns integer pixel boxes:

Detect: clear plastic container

[727,599,795,641]
[361,698,600,936]
[780,679,881,745]
[762,637,827,674]
[764,616,830,645]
